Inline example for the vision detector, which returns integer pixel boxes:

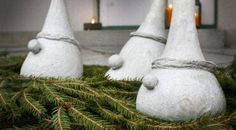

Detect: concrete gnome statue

[136,0,226,121]
[20,0,83,78]
[105,0,166,80]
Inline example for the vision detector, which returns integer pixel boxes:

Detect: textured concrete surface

[83,49,236,67]
[0,29,225,50]
[0,31,235,67]
[219,0,236,48]
[1,47,235,67]
[225,30,236,48]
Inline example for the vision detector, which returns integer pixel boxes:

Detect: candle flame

[91,17,96,24]
[168,4,173,9]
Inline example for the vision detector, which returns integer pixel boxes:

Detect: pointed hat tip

[39,0,75,40]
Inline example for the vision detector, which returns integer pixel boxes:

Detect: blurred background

[0,0,235,66]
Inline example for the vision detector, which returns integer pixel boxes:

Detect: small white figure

[105,0,166,81]
[20,0,83,78]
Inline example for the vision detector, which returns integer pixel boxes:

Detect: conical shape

[160,0,204,61]
[136,0,166,39]
[20,0,83,78]
[136,0,226,121]
[38,0,76,41]
[105,0,166,81]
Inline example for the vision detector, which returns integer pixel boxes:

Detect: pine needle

[69,106,113,130]
[0,56,236,130]
[51,106,71,130]
[19,91,46,118]
[0,91,7,108]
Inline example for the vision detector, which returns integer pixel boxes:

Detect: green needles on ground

[0,56,236,130]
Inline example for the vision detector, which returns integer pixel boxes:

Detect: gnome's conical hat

[20,0,82,78]
[105,0,166,81]
[160,0,204,61]
[136,0,226,121]
[136,0,166,39]
[37,0,77,44]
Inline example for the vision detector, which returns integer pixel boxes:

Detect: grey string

[152,58,217,73]
[37,32,80,49]
[130,32,167,44]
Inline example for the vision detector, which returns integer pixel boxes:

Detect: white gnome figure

[105,0,166,81]
[136,0,226,121]
[20,0,83,78]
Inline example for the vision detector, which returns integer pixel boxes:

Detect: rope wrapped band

[37,32,80,49]
[152,58,218,73]
[130,32,167,44]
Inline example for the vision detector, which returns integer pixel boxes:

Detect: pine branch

[19,91,46,118]
[54,85,100,104]
[100,88,138,98]
[11,125,43,130]
[0,90,20,122]
[102,93,167,126]
[55,81,89,90]
[102,94,138,119]
[63,83,101,97]
[69,106,113,130]
[64,96,87,107]
[96,105,145,130]
[91,80,140,91]
[143,114,236,130]
[0,80,8,89]
[27,81,41,93]
[96,102,124,124]
[40,83,64,105]
[0,56,236,130]
[0,90,7,108]
[124,119,142,130]
[51,106,71,130]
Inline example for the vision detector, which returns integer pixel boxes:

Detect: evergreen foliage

[0,56,235,130]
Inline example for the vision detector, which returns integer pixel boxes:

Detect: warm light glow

[168,4,173,9]
[195,13,200,27]
[166,5,200,27]
[91,17,96,24]
[166,4,173,27]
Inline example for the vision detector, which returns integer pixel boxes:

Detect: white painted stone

[108,54,124,70]
[142,74,159,90]
[136,0,226,121]
[105,0,166,81]
[28,39,41,54]
[20,0,83,78]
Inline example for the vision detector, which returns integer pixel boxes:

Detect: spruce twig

[0,90,7,108]
[51,106,71,130]
[0,56,236,130]
[19,90,46,118]
[69,106,113,130]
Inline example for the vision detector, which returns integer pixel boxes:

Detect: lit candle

[91,17,96,24]
[195,13,200,27]
[166,4,173,27]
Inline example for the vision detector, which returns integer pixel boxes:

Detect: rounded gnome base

[20,39,83,78]
[106,37,165,80]
[136,69,226,121]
